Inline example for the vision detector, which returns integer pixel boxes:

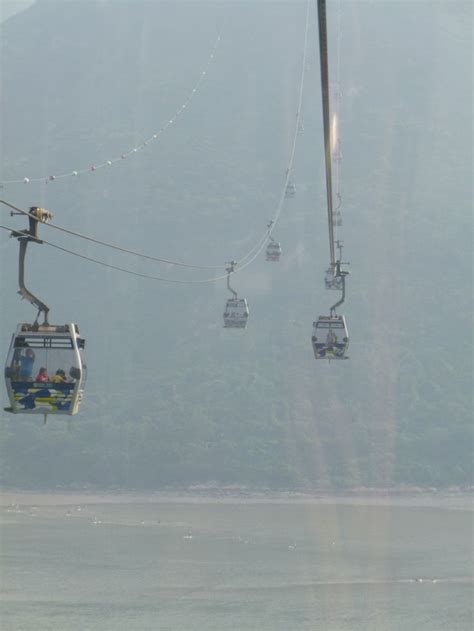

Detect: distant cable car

[266,238,282,262]
[5,323,86,415]
[285,182,296,198]
[331,83,342,103]
[223,298,249,328]
[333,194,342,226]
[333,210,342,226]
[332,140,342,163]
[223,261,249,328]
[311,315,349,360]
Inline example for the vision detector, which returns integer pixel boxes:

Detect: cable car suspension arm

[226,261,238,298]
[330,273,346,316]
[9,206,53,325]
[17,239,50,325]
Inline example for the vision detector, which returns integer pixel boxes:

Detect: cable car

[2,206,87,418]
[223,298,249,328]
[285,182,296,198]
[4,323,86,415]
[333,210,342,226]
[223,260,249,328]
[311,315,349,360]
[324,266,343,290]
[332,141,342,163]
[266,239,282,262]
[331,83,342,103]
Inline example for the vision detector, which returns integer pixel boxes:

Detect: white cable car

[333,210,342,226]
[3,206,87,419]
[5,323,86,415]
[285,182,296,198]
[331,83,342,104]
[266,239,282,262]
[223,298,249,328]
[311,315,349,360]
[324,266,343,290]
[332,140,342,163]
[223,261,249,328]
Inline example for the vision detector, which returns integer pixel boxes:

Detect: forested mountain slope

[0,0,471,489]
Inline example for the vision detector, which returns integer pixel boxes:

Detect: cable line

[0,27,223,187]
[0,1,311,285]
[0,224,228,285]
[0,0,310,279]
[0,198,272,271]
[0,199,223,270]
[317,0,336,266]
[255,0,311,256]
[331,0,343,232]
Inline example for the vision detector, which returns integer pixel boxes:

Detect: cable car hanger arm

[17,238,50,324]
[8,206,53,325]
[330,273,346,316]
[226,261,238,298]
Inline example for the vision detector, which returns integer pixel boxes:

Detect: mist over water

[1,495,473,630]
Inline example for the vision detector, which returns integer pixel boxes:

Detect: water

[0,494,472,630]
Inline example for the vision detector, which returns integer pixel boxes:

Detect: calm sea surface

[0,494,472,630]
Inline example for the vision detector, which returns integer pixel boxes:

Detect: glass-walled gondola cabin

[311,315,349,360]
[4,323,86,415]
[223,299,249,329]
[266,242,282,262]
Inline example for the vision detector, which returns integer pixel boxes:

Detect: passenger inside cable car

[35,367,50,382]
[311,315,349,360]
[52,369,68,384]
[4,323,86,415]
[12,347,36,381]
[223,298,249,329]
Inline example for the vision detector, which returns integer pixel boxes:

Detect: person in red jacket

[35,367,50,382]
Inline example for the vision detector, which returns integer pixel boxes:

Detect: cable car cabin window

[14,336,74,349]
[8,336,81,381]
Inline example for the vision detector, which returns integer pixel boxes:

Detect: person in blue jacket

[19,348,35,381]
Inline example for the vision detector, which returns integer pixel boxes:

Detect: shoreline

[1,487,472,509]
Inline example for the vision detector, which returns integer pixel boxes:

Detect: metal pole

[317,0,336,265]
[225,261,238,298]
[330,274,346,315]
[17,238,50,324]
